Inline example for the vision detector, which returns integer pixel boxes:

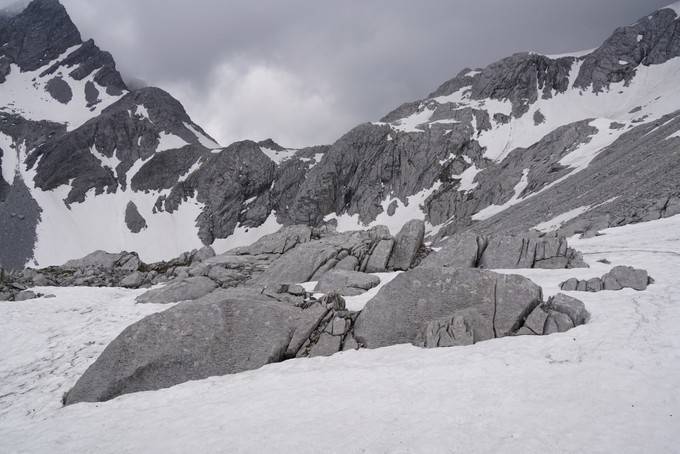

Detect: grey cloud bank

[2,0,672,147]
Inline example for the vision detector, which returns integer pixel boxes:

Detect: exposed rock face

[230,225,312,255]
[124,201,147,233]
[560,266,653,292]
[253,226,397,284]
[63,250,141,271]
[388,219,425,270]
[353,268,543,348]
[63,288,329,404]
[422,232,585,269]
[542,294,590,335]
[135,276,218,304]
[63,286,362,403]
[314,270,381,296]
[3,1,680,270]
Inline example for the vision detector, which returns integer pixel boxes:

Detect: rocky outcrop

[353,267,544,348]
[135,276,218,304]
[63,287,360,404]
[422,231,586,269]
[124,201,147,233]
[388,220,425,270]
[314,270,381,296]
[560,266,653,292]
[253,225,404,285]
[542,294,590,335]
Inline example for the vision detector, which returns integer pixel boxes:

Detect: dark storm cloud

[2,0,674,147]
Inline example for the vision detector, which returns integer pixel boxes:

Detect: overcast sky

[4,0,674,147]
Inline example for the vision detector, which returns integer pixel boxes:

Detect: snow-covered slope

[2,0,680,270]
[1,215,678,453]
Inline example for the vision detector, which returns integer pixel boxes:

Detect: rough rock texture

[388,219,425,270]
[542,293,590,335]
[422,232,585,269]
[135,276,218,304]
[421,315,475,348]
[314,270,380,296]
[230,225,312,255]
[353,267,543,348]
[364,239,394,273]
[63,288,332,404]
[3,2,680,271]
[124,201,147,233]
[560,266,653,292]
[63,250,141,271]
[253,226,395,284]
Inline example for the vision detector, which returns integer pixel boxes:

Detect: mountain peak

[661,1,680,16]
[0,0,81,71]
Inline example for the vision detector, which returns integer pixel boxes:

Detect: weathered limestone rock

[388,220,425,270]
[135,276,218,304]
[353,267,542,348]
[559,266,652,292]
[314,270,380,296]
[63,288,330,404]
[364,239,394,273]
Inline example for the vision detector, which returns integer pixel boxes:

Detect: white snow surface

[259,147,298,164]
[183,122,221,149]
[533,205,593,233]
[0,132,19,184]
[1,216,680,452]
[0,45,124,130]
[211,212,283,254]
[156,132,189,152]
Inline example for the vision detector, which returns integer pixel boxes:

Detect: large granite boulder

[353,267,542,348]
[420,232,484,268]
[64,288,331,404]
[135,276,218,304]
[542,293,590,335]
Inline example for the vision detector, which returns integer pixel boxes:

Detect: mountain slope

[2,0,680,269]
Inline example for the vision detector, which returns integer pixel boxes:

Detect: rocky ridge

[3,1,680,269]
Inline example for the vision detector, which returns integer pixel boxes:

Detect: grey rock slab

[334,255,359,271]
[230,225,312,255]
[605,266,650,291]
[207,267,245,286]
[63,251,141,271]
[119,271,147,289]
[544,293,589,326]
[124,201,147,234]
[602,275,623,291]
[388,219,425,270]
[560,278,579,291]
[353,267,542,349]
[364,239,394,273]
[421,315,475,348]
[314,270,380,294]
[309,333,343,357]
[420,232,484,268]
[14,290,38,301]
[543,311,575,335]
[135,276,218,304]
[64,288,324,404]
